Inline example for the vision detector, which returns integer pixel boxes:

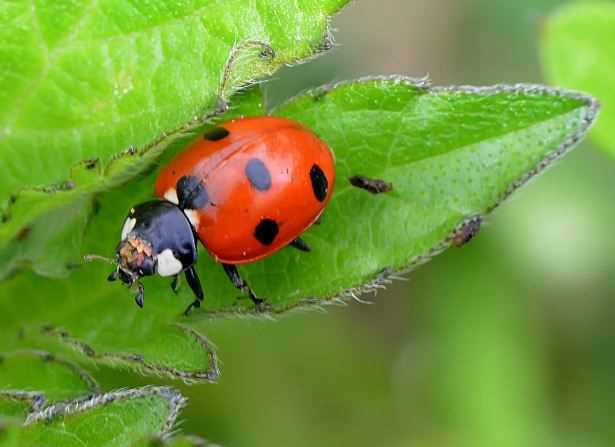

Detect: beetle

[93,116,336,314]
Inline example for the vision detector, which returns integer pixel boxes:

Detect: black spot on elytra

[177,175,209,209]
[204,127,230,141]
[310,164,328,202]
[245,158,272,191]
[254,218,279,246]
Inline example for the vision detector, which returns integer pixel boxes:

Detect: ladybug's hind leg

[289,237,311,252]
[222,264,268,310]
[183,266,204,316]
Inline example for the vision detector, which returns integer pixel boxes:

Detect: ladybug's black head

[110,236,157,285]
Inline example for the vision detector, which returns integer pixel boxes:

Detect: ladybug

[103,116,336,314]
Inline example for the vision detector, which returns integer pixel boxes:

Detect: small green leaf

[0,0,349,249]
[134,435,214,447]
[0,78,597,379]
[0,351,99,420]
[542,3,614,155]
[0,387,184,447]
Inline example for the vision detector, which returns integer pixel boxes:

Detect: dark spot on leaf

[204,127,229,141]
[16,226,31,241]
[245,158,272,191]
[65,262,82,271]
[310,164,328,202]
[259,45,275,60]
[312,91,328,102]
[452,216,483,247]
[349,175,393,194]
[254,219,279,246]
[84,158,99,170]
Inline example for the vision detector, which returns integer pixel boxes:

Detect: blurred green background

[94,1,615,445]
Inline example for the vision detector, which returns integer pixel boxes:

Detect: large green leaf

[0,0,349,250]
[0,387,184,447]
[0,78,597,379]
[542,2,615,155]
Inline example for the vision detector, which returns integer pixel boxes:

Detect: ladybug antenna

[83,254,117,266]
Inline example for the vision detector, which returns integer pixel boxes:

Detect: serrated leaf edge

[0,350,101,418]
[41,324,220,383]
[24,386,186,437]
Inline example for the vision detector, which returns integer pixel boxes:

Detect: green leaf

[0,351,99,420]
[0,387,184,447]
[542,2,614,155]
[0,197,92,280]
[0,0,349,253]
[0,78,597,379]
[134,435,214,447]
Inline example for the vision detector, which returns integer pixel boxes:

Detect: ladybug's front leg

[134,282,145,308]
[170,274,181,293]
[222,264,268,310]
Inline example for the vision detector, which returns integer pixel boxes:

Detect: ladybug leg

[222,264,266,308]
[183,265,204,316]
[107,270,118,282]
[170,274,181,293]
[290,237,311,252]
[134,282,145,308]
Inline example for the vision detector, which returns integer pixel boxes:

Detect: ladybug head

[84,232,156,299]
[110,236,157,285]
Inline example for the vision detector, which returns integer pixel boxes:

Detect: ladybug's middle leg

[222,264,265,308]
[183,265,204,316]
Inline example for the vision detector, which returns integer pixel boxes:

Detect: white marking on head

[156,249,183,277]
[164,188,179,205]
[184,209,200,228]
[121,217,136,240]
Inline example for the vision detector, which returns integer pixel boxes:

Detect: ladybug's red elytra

[102,116,336,314]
